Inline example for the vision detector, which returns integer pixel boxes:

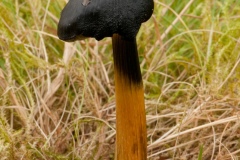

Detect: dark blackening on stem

[112,34,143,86]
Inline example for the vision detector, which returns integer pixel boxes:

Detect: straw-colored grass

[1,0,240,159]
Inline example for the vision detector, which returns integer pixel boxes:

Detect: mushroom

[58,0,154,159]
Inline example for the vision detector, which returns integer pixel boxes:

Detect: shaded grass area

[0,0,240,159]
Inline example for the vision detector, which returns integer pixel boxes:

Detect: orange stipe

[113,34,147,160]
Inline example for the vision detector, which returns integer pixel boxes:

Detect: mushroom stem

[112,34,147,160]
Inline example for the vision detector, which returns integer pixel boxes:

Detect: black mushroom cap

[57,0,154,41]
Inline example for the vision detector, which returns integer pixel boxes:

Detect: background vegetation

[1,0,240,159]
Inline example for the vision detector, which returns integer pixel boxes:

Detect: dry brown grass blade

[41,43,74,124]
[1,54,28,126]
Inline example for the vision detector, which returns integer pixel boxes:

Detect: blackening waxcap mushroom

[57,0,154,41]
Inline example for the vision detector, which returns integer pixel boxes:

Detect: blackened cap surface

[58,0,154,41]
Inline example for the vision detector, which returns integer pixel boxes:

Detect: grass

[1,0,240,159]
